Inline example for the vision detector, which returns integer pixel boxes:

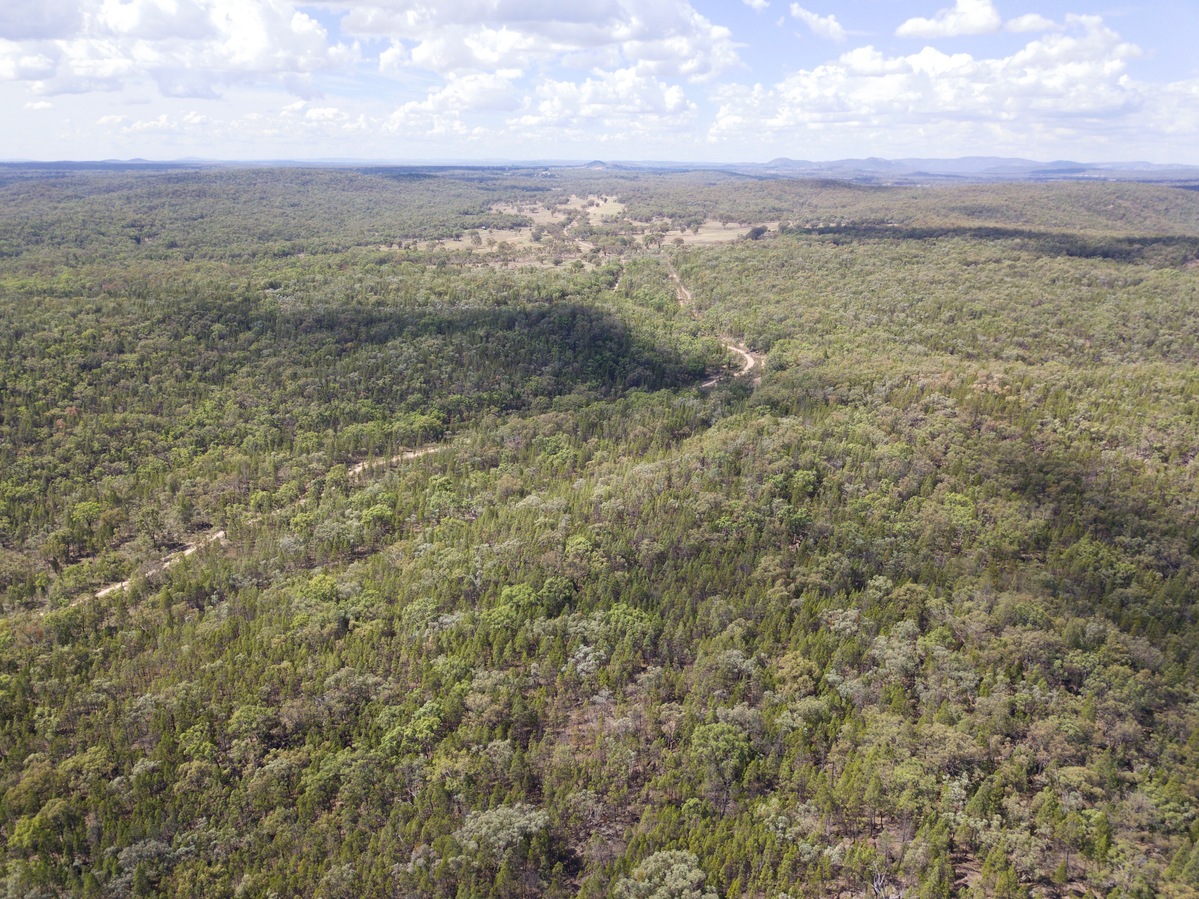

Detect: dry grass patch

[655,221,781,247]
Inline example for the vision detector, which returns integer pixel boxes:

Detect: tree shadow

[789,223,1199,267]
[177,292,710,423]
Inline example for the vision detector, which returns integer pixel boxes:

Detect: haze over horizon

[4,0,1199,165]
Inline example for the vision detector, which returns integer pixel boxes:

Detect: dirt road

[663,260,761,385]
[94,529,228,599]
[85,443,446,603]
[349,444,443,480]
[78,264,748,608]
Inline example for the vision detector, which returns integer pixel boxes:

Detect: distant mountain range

[567,156,1199,183]
[738,156,1199,183]
[3,155,1198,184]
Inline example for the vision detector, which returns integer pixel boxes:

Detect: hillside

[1,166,1199,898]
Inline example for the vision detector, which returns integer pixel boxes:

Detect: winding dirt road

[663,260,761,386]
[79,266,745,607]
[83,443,446,603]
[703,344,756,388]
[349,444,443,480]
[94,529,228,599]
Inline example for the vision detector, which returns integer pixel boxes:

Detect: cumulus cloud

[340,0,739,81]
[710,14,1162,154]
[386,70,523,138]
[0,0,83,40]
[33,38,134,93]
[514,68,695,131]
[304,106,342,121]
[128,113,180,132]
[0,0,357,97]
[151,69,223,99]
[97,0,216,42]
[1006,13,1059,34]
[432,71,524,114]
[378,40,408,76]
[897,3,1061,40]
[790,5,846,42]
[2,0,1195,163]
[896,0,1002,39]
[0,0,737,132]
[382,64,698,146]
[0,41,58,81]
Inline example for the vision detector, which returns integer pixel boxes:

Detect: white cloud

[1006,13,1059,34]
[896,0,1002,39]
[378,40,408,76]
[710,15,1169,156]
[436,71,525,113]
[0,0,82,40]
[97,0,215,42]
[304,106,342,121]
[898,5,1060,40]
[34,38,135,93]
[341,0,740,81]
[464,26,542,70]
[1,0,357,97]
[512,68,696,137]
[0,0,741,105]
[386,70,524,137]
[339,63,704,153]
[1,0,1195,163]
[0,0,736,158]
[129,113,178,131]
[0,41,58,81]
[385,102,469,137]
[622,18,739,82]
[790,5,846,43]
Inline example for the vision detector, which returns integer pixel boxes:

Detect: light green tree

[615,851,718,899]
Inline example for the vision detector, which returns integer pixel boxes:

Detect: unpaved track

[81,443,446,604]
[75,263,747,610]
[703,345,755,388]
[349,444,442,480]
[94,530,228,599]
[663,259,761,386]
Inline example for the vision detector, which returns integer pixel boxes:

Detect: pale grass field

[662,221,779,247]
[395,195,775,265]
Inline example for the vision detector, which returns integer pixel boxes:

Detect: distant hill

[745,155,1199,183]
[6,156,1198,185]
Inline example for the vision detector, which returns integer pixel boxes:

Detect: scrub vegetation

[2,164,1199,898]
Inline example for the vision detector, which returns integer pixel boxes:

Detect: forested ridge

[1,166,1198,898]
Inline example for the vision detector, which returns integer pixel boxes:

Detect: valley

[1,164,1198,898]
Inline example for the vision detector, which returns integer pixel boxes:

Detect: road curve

[80,263,747,610]
[662,259,760,385]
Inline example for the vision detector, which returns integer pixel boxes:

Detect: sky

[3,0,1198,163]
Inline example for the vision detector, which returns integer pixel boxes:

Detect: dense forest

[1,164,1198,898]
